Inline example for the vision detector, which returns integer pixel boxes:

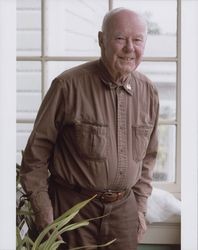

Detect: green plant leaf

[39,211,79,249]
[38,239,65,250]
[69,239,117,250]
[58,220,89,234]
[33,196,96,249]
[16,209,34,216]
[42,217,90,249]
[23,236,34,248]
[16,227,34,250]
[48,240,65,250]
[56,211,79,230]
[53,195,96,224]
[16,227,23,250]
[32,222,59,249]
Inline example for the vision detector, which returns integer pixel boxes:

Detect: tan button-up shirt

[20,59,159,215]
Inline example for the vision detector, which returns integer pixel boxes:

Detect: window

[17,0,181,195]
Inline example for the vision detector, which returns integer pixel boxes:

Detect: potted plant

[16,164,115,250]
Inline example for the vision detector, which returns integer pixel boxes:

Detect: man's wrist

[138,211,146,217]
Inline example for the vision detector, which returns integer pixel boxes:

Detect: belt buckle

[100,190,118,203]
[105,190,114,194]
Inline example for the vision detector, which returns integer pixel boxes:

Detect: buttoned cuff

[135,195,148,214]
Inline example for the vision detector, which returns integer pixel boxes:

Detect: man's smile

[118,56,135,62]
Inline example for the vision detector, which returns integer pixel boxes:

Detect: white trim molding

[0,0,16,249]
[143,222,180,245]
[181,1,198,250]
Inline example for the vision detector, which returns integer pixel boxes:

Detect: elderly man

[20,8,159,250]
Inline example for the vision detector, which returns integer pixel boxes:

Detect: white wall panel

[0,0,16,248]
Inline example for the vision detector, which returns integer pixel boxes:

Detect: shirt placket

[113,87,128,189]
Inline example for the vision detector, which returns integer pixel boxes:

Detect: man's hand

[137,211,147,243]
[34,207,62,241]
[35,207,54,235]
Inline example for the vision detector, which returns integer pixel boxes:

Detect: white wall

[181,1,198,250]
[0,0,16,249]
[0,1,197,249]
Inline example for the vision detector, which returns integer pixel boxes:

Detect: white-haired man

[20,8,159,250]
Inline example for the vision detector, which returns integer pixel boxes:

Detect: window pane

[46,61,86,90]
[114,0,177,57]
[137,62,176,121]
[45,0,108,56]
[154,125,176,183]
[16,123,33,164]
[17,0,41,56]
[17,61,41,121]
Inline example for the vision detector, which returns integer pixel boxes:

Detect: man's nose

[124,39,135,52]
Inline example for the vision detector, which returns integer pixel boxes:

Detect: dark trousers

[50,184,138,250]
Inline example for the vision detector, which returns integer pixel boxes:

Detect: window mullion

[41,0,46,99]
[109,0,113,10]
[175,0,182,190]
[17,56,178,62]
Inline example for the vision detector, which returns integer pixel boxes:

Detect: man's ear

[98,31,104,48]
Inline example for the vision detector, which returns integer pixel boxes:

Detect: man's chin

[118,67,135,75]
[117,62,136,71]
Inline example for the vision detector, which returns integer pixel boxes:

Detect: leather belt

[49,177,127,203]
[73,186,127,203]
[99,190,126,203]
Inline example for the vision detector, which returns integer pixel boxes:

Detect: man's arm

[133,85,159,212]
[20,78,66,231]
[133,89,159,240]
[133,115,159,213]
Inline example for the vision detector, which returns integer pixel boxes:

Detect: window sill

[141,216,180,244]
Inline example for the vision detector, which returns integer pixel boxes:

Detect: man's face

[99,11,147,80]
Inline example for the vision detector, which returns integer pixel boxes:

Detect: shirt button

[126,83,131,90]
[117,88,121,94]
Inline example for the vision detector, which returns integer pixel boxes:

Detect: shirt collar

[98,59,134,96]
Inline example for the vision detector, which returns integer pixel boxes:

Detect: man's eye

[135,38,143,42]
[116,37,125,40]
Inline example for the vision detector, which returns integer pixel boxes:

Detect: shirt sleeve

[20,77,66,214]
[133,88,159,213]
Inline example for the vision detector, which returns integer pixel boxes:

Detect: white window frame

[16,0,183,245]
[0,0,16,249]
[17,0,181,195]
[181,1,198,249]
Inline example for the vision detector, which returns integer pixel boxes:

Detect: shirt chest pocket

[74,123,108,160]
[132,125,153,162]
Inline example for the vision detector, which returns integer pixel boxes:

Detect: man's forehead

[107,12,147,31]
[108,20,147,37]
[111,10,145,23]
[113,30,146,37]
